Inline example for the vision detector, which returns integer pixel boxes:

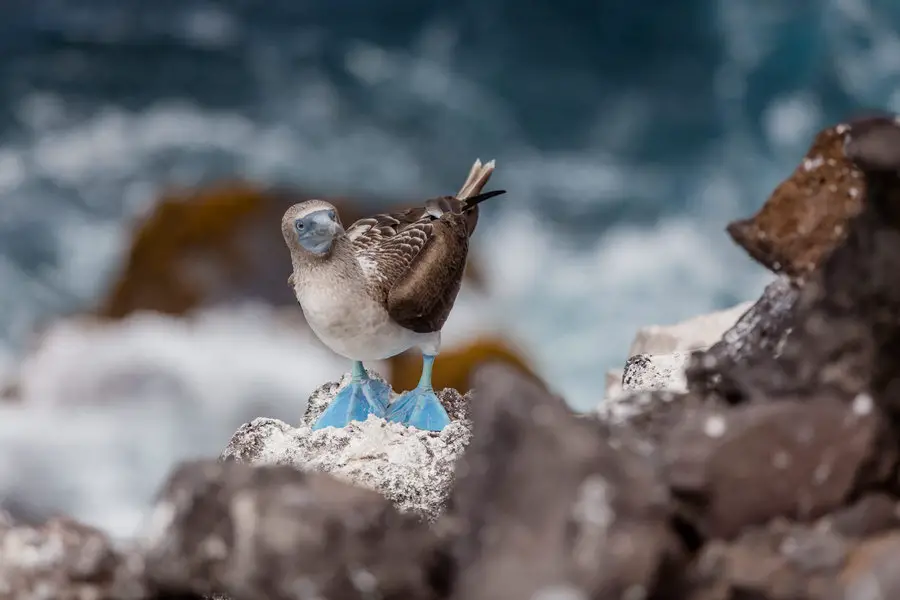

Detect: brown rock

[686,276,799,404]
[826,493,900,539]
[662,401,896,540]
[0,516,146,600]
[447,364,681,600]
[726,119,867,278]
[838,532,900,599]
[141,460,442,600]
[598,389,712,447]
[752,117,900,411]
[687,520,848,600]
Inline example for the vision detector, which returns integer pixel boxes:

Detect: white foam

[475,208,770,410]
[0,304,347,539]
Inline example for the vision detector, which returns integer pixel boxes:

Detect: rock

[826,493,900,539]
[686,519,850,600]
[622,352,689,394]
[686,276,799,403]
[726,119,867,279]
[597,389,705,446]
[221,372,472,521]
[447,364,680,600]
[628,301,754,357]
[661,400,897,540]
[737,116,900,410]
[141,460,442,600]
[839,532,900,599]
[0,516,146,600]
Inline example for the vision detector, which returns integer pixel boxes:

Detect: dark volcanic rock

[726,119,867,279]
[447,364,681,600]
[750,116,900,411]
[690,116,900,411]
[686,276,799,403]
[0,516,146,600]
[141,460,442,600]
[686,519,850,600]
[662,400,896,540]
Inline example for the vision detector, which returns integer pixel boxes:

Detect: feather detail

[346,159,505,332]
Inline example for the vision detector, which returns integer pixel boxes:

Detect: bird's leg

[385,354,451,431]
[312,360,391,430]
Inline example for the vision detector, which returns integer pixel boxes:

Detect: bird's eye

[328,210,335,221]
[295,220,305,231]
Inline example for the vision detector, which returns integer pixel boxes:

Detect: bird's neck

[291,236,360,286]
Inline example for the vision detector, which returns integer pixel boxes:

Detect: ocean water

[1,0,899,538]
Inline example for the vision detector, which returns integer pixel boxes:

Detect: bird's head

[281,200,345,257]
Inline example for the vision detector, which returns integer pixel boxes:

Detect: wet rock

[622,352,689,394]
[448,364,680,600]
[726,119,867,279]
[0,516,145,600]
[141,460,442,600]
[686,276,799,403]
[222,372,471,521]
[662,400,896,540]
[628,301,754,357]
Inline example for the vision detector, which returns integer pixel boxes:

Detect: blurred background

[0,0,897,539]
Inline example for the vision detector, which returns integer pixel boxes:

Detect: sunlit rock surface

[726,119,868,279]
[628,300,753,356]
[221,373,472,520]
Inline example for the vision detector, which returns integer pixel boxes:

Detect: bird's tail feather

[457,158,497,200]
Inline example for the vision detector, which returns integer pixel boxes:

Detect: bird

[281,159,505,431]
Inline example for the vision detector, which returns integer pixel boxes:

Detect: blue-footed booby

[281,159,505,431]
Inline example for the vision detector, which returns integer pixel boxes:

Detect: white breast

[294,269,438,361]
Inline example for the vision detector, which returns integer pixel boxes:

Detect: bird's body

[290,244,440,360]
[281,159,504,431]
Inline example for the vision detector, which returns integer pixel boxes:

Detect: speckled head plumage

[281,199,346,260]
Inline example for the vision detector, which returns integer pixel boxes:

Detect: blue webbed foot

[312,364,391,430]
[386,386,451,431]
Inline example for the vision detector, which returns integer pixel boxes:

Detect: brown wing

[351,159,500,333]
[383,214,471,333]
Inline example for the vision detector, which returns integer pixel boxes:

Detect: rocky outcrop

[726,119,868,279]
[604,300,755,402]
[8,115,900,600]
[221,372,472,521]
[0,515,147,600]
[141,460,443,600]
[628,301,755,357]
